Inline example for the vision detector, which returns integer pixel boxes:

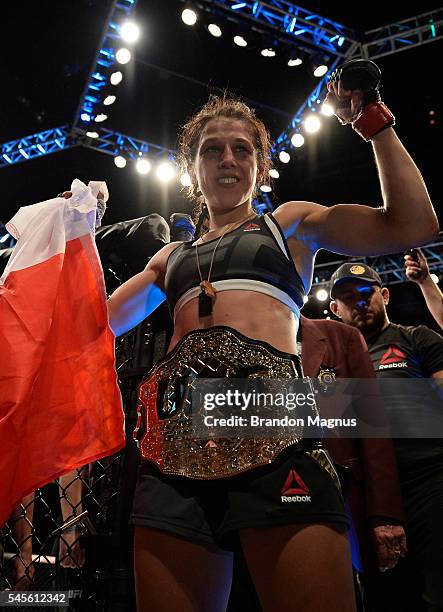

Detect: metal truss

[273,9,442,156]
[1,2,442,212]
[273,56,340,153]
[192,0,357,56]
[0,126,77,168]
[310,235,443,291]
[73,0,138,129]
[350,9,443,60]
[77,127,175,161]
[3,3,441,165]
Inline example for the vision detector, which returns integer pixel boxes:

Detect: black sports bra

[164,213,306,318]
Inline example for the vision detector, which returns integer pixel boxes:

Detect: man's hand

[404,248,429,284]
[59,528,85,568]
[371,524,407,572]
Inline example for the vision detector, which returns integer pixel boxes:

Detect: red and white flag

[0,180,125,527]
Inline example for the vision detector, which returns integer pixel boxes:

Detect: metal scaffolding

[190,0,358,56]
[77,127,175,162]
[73,0,138,130]
[0,126,77,168]
[355,8,443,60]
[1,1,442,257]
[311,234,443,291]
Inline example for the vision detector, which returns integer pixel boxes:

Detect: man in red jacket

[228,316,406,612]
[299,315,406,577]
[329,262,443,611]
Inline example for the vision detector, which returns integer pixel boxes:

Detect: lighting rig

[1,0,442,284]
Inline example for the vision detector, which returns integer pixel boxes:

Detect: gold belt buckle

[135,328,305,478]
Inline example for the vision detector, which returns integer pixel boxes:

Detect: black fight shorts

[131,445,348,551]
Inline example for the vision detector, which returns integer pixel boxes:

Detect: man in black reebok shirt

[329,263,443,612]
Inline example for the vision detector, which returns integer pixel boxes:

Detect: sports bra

[164,213,306,319]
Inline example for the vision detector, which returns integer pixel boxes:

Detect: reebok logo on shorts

[281,469,311,502]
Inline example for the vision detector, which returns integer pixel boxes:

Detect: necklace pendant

[200,280,216,298]
[199,290,213,318]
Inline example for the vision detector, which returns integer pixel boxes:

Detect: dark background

[1,0,442,326]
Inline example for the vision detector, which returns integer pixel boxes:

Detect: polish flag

[0,180,125,527]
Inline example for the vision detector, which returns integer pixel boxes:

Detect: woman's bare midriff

[168,290,300,355]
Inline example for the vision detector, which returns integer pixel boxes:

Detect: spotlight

[303,295,309,304]
[234,35,247,47]
[86,131,99,139]
[182,8,197,26]
[120,21,140,43]
[290,133,305,148]
[116,48,131,64]
[279,151,290,164]
[80,113,91,122]
[208,23,222,37]
[136,158,151,175]
[288,57,303,67]
[431,273,440,284]
[304,114,321,133]
[260,185,272,193]
[320,102,334,116]
[114,155,127,168]
[156,161,176,183]
[180,172,192,187]
[104,95,116,106]
[261,48,276,57]
[95,114,108,123]
[312,56,330,78]
[316,288,328,302]
[269,168,279,179]
[110,71,123,86]
[313,64,328,77]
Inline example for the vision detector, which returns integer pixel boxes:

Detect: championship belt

[133,327,311,479]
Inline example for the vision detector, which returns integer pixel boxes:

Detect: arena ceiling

[1,0,442,324]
